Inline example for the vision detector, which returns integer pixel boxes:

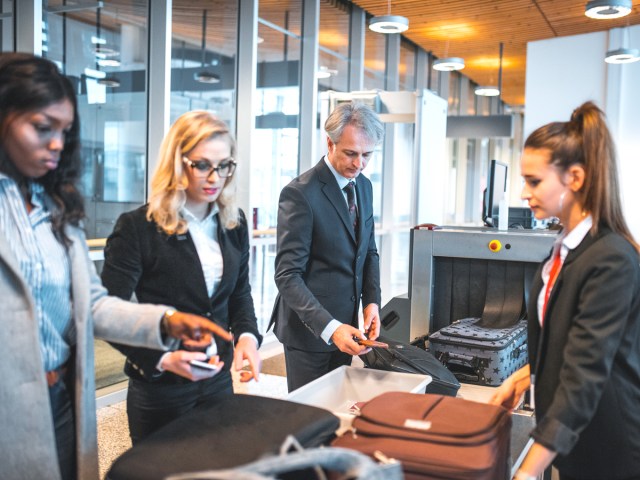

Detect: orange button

[488,240,502,252]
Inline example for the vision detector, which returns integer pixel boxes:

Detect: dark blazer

[271,158,381,352]
[101,206,262,383]
[527,226,640,479]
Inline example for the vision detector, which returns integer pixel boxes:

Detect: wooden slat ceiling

[52,0,640,106]
[351,0,640,106]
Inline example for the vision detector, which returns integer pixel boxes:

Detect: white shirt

[537,215,593,324]
[182,205,223,297]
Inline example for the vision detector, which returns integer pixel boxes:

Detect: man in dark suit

[271,102,384,392]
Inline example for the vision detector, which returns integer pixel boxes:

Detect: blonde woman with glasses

[101,111,262,444]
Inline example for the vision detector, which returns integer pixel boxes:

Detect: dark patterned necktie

[343,181,358,234]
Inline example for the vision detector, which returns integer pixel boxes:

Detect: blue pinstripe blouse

[0,173,73,371]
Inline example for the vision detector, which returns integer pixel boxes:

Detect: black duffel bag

[362,336,460,397]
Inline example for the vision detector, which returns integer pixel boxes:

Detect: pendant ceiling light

[97,76,121,87]
[605,27,640,63]
[369,0,409,34]
[585,0,632,19]
[316,65,338,79]
[433,38,464,71]
[433,57,465,72]
[194,10,220,84]
[605,47,640,63]
[474,86,500,96]
[475,43,504,98]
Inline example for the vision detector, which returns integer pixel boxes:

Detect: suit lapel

[211,220,238,303]
[173,231,212,303]
[317,160,357,243]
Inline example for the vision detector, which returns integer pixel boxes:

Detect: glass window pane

[171,4,238,128]
[318,50,348,92]
[430,61,441,93]
[318,0,350,93]
[399,39,415,91]
[319,0,349,58]
[44,0,149,240]
[0,1,13,51]
[363,20,385,90]
[259,0,301,36]
[252,4,302,333]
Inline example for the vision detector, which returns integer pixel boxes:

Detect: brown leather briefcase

[332,391,512,480]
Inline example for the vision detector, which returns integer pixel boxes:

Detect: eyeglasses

[183,157,236,178]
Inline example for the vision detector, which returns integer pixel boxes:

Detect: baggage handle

[164,436,403,480]
[510,343,527,360]
[437,351,486,383]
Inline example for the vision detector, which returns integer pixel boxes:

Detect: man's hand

[163,311,233,349]
[233,336,262,383]
[331,324,369,355]
[363,303,380,340]
[160,351,224,381]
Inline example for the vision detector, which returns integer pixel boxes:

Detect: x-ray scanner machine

[381,226,558,344]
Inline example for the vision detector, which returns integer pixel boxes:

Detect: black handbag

[362,336,460,397]
[107,395,341,480]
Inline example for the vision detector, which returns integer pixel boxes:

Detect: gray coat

[0,223,169,480]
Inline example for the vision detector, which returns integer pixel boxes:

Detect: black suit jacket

[271,159,381,352]
[101,206,262,383]
[527,226,640,479]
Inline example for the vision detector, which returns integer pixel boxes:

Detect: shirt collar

[182,203,219,224]
[323,155,356,190]
[560,215,593,251]
[0,173,47,210]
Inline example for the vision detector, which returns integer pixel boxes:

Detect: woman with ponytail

[491,102,640,480]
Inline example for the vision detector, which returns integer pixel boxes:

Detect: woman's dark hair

[524,101,638,251]
[0,53,84,245]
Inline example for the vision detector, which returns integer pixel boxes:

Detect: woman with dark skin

[0,53,230,480]
[491,102,640,480]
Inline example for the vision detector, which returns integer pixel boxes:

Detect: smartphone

[189,359,221,372]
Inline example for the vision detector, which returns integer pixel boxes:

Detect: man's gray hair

[325,101,384,145]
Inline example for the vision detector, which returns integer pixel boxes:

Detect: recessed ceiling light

[433,57,465,71]
[585,0,632,19]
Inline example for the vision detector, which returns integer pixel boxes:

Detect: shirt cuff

[238,332,259,347]
[155,352,172,372]
[320,319,342,345]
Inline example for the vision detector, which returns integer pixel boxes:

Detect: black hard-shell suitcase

[429,318,528,386]
[107,394,340,480]
[362,336,460,396]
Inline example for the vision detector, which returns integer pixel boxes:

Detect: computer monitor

[482,159,508,227]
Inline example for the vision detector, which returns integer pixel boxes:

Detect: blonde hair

[147,110,240,235]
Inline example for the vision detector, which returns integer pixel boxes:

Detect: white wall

[524,26,640,241]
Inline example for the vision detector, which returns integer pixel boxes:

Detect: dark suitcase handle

[437,352,486,384]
